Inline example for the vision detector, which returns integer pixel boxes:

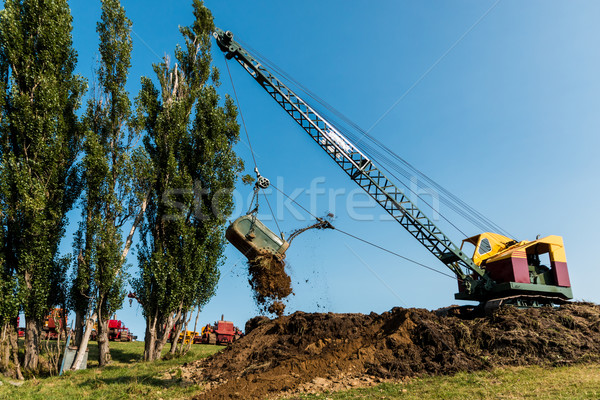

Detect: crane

[214,28,572,308]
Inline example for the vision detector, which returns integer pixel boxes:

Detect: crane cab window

[478,238,492,255]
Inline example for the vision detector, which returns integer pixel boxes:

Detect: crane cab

[458,233,572,301]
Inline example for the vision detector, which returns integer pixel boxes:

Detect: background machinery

[167,316,243,345]
[41,308,67,340]
[214,29,573,309]
[201,316,243,345]
[90,317,134,342]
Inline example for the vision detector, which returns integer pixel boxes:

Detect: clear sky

[61,0,600,338]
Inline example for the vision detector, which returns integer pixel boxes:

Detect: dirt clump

[186,302,600,399]
[247,254,293,317]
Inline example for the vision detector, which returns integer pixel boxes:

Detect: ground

[1,303,600,399]
[187,302,600,398]
[0,341,220,399]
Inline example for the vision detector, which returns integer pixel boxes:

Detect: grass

[298,363,600,400]
[1,344,599,399]
[0,341,221,400]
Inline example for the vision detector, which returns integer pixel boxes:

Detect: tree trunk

[145,308,180,361]
[73,308,84,347]
[184,308,202,355]
[7,323,23,380]
[23,317,40,371]
[169,320,182,355]
[97,316,111,367]
[153,309,181,360]
[71,312,96,370]
[0,324,8,372]
[152,329,171,360]
[143,315,158,361]
[122,195,148,262]
[177,311,192,354]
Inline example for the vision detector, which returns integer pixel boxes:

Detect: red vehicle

[90,318,134,342]
[108,319,133,342]
[16,317,25,338]
[41,308,66,340]
[201,317,243,345]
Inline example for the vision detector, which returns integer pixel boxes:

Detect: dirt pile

[187,302,600,399]
[247,254,293,317]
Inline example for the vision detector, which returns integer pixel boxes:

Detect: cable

[335,227,455,280]
[271,184,455,280]
[224,53,258,170]
[224,53,285,237]
[262,191,282,237]
[226,39,508,278]
[238,41,514,239]
[272,184,319,220]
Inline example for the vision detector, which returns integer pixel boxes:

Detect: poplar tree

[133,0,242,361]
[0,0,85,370]
[0,11,20,378]
[0,251,21,379]
[70,0,140,367]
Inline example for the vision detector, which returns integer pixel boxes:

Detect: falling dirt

[247,254,293,317]
[241,214,335,318]
[183,302,600,399]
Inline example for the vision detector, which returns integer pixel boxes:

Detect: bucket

[226,215,289,260]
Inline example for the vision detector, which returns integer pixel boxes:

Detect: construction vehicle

[172,330,201,345]
[16,317,24,338]
[90,318,133,342]
[214,29,573,309]
[107,319,133,341]
[41,308,67,340]
[201,316,243,345]
[167,328,201,344]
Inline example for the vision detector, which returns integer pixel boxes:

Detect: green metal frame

[455,282,573,301]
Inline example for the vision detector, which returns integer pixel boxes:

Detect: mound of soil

[187,302,600,399]
[247,254,293,317]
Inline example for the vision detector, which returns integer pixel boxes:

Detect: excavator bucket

[226,214,289,260]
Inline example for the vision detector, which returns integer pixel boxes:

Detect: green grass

[298,363,600,400]
[0,341,221,400]
[1,344,599,400]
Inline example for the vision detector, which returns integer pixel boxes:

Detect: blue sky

[62,0,600,338]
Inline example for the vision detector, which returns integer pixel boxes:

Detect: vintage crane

[214,28,572,308]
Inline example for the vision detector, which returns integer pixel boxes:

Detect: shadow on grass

[107,346,144,364]
[79,341,145,369]
[76,371,193,391]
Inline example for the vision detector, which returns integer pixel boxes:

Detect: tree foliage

[0,0,243,373]
[70,0,138,366]
[0,0,86,371]
[133,0,242,361]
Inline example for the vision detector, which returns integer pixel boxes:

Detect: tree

[0,11,20,379]
[0,252,22,379]
[133,0,242,361]
[0,0,86,370]
[70,0,140,367]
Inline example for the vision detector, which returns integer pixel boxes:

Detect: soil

[245,216,334,318]
[247,254,293,317]
[183,302,600,399]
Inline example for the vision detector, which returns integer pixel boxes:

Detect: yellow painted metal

[462,233,567,266]
[178,330,199,344]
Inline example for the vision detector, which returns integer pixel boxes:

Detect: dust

[247,254,293,317]
[183,302,600,399]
